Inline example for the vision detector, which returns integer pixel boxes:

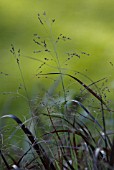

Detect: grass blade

[109,139,114,168]
[0,150,10,169]
[1,114,56,170]
[68,99,103,130]
[38,72,106,105]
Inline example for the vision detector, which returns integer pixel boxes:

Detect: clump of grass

[0,12,114,170]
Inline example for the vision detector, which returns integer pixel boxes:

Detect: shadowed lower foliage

[0,98,114,170]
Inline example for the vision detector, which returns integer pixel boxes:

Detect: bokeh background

[0,0,114,117]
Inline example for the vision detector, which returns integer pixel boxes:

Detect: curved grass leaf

[1,114,56,170]
[38,72,106,106]
[68,100,103,130]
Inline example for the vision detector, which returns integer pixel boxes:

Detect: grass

[0,12,114,170]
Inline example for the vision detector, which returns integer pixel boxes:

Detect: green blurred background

[0,0,114,117]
